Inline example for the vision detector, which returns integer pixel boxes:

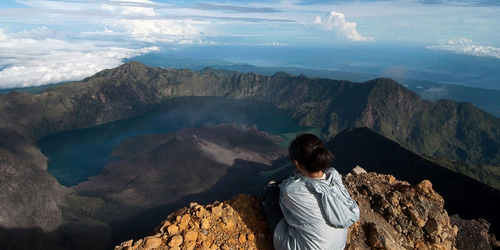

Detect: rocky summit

[115,167,498,250]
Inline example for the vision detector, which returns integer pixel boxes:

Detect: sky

[0,0,499,89]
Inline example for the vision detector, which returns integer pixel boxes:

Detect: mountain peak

[107,61,150,78]
[115,169,465,250]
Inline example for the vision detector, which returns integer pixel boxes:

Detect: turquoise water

[38,97,313,187]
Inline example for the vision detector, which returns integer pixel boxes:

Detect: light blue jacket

[273,168,360,250]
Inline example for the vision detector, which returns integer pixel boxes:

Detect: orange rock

[180,214,191,226]
[143,236,162,250]
[169,235,183,247]
[247,233,255,241]
[222,216,236,229]
[184,240,196,250]
[238,233,247,243]
[183,230,198,242]
[167,225,179,235]
[198,232,207,241]
[201,218,210,229]
[211,206,223,217]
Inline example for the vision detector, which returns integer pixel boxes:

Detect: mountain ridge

[3,61,499,166]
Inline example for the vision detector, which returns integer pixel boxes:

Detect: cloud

[419,0,500,7]
[111,0,155,3]
[101,18,202,43]
[421,87,449,101]
[426,38,500,59]
[102,0,159,17]
[0,28,159,89]
[81,27,115,36]
[381,65,408,80]
[314,12,374,42]
[193,3,280,13]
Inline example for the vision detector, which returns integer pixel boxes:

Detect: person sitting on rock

[260,133,360,250]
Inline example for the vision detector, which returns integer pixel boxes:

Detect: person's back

[260,133,359,250]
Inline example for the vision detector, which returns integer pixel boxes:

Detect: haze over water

[128,44,500,91]
[39,97,314,187]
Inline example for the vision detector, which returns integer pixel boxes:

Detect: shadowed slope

[325,127,500,237]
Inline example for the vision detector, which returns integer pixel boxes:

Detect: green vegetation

[432,157,500,191]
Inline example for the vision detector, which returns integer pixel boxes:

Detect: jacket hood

[302,168,360,228]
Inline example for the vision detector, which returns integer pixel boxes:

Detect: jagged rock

[450,215,500,250]
[116,171,460,250]
[344,172,456,250]
[116,194,273,250]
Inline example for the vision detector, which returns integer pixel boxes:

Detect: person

[260,133,359,250]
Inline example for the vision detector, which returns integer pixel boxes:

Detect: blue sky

[0,0,499,88]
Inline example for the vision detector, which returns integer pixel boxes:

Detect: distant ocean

[127,44,500,91]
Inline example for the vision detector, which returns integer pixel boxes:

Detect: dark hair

[289,133,334,173]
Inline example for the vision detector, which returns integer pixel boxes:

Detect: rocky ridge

[115,167,485,250]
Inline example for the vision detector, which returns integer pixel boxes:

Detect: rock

[367,223,384,248]
[180,214,191,227]
[117,239,133,248]
[201,218,210,229]
[343,172,456,250]
[143,236,162,250]
[450,214,500,250]
[408,208,427,228]
[116,171,463,250]
[184,240,196,250]
[183,230,198,242]
[157,220,171,234]
[210,204,223,217]
[247,233,255,241]
[169,235,183,247]
[116,194,273,250]
[239,233,247,243]
[424,218,441,237]
[167,225,179,235]
[351,165,367,175]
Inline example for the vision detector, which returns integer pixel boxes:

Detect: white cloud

[427,38,500,59]
[81,27,115,36]
[421,87,449,101]
[111,0,155,4]
[103,18,202,43]
[314,12,374,42]
[102,1,159,17]
[0,28,159,89]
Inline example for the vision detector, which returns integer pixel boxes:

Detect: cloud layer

[427,38,500,59]
[0,0,499,88]
[0,28,159,88]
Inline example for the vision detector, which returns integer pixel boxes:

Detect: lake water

[38,97,315,187]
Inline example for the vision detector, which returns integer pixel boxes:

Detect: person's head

[289,133,334,174]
